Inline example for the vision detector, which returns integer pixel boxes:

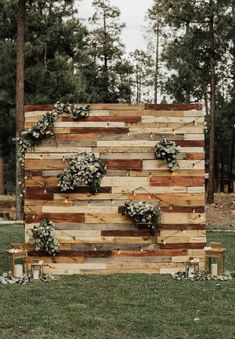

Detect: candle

[32,269,40,280]
[14,264,23,278]
[211,263,218,276]
[188,266,194,277]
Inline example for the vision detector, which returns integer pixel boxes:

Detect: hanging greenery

[123,201,161,236]
[155,137,179,171]
[54,102,90,120]
[15,102,91,165]
[31,218,60,256]
[58,152,106,194]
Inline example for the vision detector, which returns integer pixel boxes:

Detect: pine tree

[130,49,154,103]
[148,0,233,202]
[89,0,132,102]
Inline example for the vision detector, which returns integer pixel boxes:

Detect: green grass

[0,225,235,339]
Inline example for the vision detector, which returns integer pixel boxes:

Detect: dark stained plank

[175,140,204,147]
[70,127,129,134]
[25,213,85,223]
[150,176,204,187]
[62,116,141,123]
[145,103,203,111]
[186,153,205,160]
[159,242,206,249]
[104,159,142,170]
[160,206,205,213]
[25,187,53,200]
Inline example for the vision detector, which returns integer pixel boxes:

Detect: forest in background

[0,0,234,196]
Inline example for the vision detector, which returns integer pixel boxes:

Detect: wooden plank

[129,170,205,177]
[141,116,204,124]
[25,213,84,223]
[143,160,205,170]
[70,127,129,134]
[161,213,205,224]
[101,176,149,187]
[145,103,203,111]
[84,213,132,224]
[159,223,205,230]
[129,127,203,134]
[56,134,98,141]
[186,153,204,160]
[104,159,142,170]
[55,122,125,128]
[150,176,204,187]
[160,242,206,249]
[25,159,65,170]
[62,116,141,123]
[176,140,204,147]
[42,205,118,214]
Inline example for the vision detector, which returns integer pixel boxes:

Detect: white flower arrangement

[15,102,91,166]
[155,137,179,171]
[58,152,106,194]
[31,218,60,256]
[54,102,90,120]
[123,201,161,235]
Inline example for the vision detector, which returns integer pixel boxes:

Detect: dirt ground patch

[206,193,235,230]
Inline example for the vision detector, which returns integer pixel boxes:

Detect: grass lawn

[0,225,234,339]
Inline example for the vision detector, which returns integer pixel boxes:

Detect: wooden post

[0,154,4,194]
[16,0,25,220]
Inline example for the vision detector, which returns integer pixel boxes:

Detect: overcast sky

[76,0,154,53]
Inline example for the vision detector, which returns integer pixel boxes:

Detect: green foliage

[124,200,160,235]
[58,152,107,194]
[129,49,154,103]
[155,137,179,171]
[31,218,60,256]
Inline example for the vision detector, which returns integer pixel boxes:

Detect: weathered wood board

[24,103,206,274]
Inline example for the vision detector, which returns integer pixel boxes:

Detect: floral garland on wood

[15,102,91,165]
[58,152,106,194]
[123,201,161,236]
[31,218,60,256]
[155,137,179,171]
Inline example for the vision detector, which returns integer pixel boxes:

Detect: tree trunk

[220,140,224,192]
[0,154,4,194]
[16,0,25,220]
[154,22,160,104]
[228,134,234,192]
[207,5,216,204]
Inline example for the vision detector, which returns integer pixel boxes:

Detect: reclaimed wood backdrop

[24,103,206,274]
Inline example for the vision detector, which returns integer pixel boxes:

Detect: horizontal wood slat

[24,103,206,274]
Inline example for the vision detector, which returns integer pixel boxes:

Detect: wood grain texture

[24,103,206,274]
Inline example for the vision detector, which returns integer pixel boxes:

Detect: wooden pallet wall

[24,103,206,274]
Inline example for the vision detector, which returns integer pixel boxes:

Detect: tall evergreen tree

[148,0,233,202]
[89,0,132,102]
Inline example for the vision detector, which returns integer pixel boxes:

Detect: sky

[76,0,154,54]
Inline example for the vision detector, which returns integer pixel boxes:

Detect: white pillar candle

[32,269,40,280]
[14,264,23,278]
[211,263,218,276]
[188,266,194,277]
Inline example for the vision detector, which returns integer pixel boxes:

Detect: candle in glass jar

[14,264,23,278]
[211,263,218,276]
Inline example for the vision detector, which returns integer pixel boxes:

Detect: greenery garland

[15,102,91,165]
[155,137,179,171]
[31,218,60,256]
[58,152,106,194]
[123,201,161,236]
